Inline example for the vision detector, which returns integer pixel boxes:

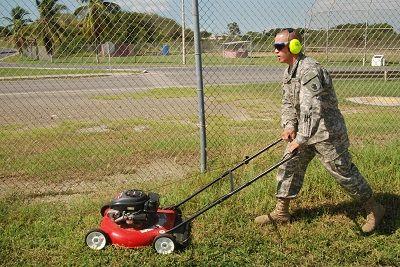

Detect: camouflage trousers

[276,141,373,202]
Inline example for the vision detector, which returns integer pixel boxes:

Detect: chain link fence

[0,0,399,198]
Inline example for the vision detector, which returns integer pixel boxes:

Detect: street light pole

[181,0,186,64]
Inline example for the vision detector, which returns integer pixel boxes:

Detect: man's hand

[288,140,300,153]
[281,128,296,142]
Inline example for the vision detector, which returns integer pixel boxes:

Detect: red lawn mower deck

[85,190,190,254]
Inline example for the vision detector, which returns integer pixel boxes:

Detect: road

[1,61,398,95]
[1,63,398,126]
[0,65,284,94]
[0,65,285,125]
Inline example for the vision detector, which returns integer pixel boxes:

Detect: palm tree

[35,0,66,61]
[228,22,241,37]
[74,0,120,63]
[2,6,31,54]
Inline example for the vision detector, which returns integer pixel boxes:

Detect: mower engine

[103,189,160,229]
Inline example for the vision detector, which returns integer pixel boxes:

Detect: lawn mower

[85,138,296,254]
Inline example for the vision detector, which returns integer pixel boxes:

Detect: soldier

[255,28,384,233]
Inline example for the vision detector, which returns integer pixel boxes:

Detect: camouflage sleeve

[281,83,297,130]
[295,67,323,145]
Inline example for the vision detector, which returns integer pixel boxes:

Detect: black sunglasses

[274,42,288,51]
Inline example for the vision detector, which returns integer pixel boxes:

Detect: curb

[0,72,138,81]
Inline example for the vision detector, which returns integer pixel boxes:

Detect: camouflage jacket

[281,53,349,147]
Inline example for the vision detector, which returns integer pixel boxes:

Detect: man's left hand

[288,141,300,153]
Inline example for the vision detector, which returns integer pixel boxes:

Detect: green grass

[0,141,399,266]
[1,81,398,184]
[3,52,277,66]
[93,86,198,100]
[4,50,400,67]
[0,67,139,77]
[0,81,399,265]
[93,79,400,101]
[0,119,200,182]
[0,38,14,48]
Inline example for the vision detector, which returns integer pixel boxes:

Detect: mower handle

[166,148,297,234]
[168,138,283,210]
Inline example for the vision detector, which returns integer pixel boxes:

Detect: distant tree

[112,11,193,46]
[74,0,121,63]
[2,6,31,53]
[0,26,11,37]
[36,0,67,60]
[242,31,262,41]
[184,28,194,41]
[227,22,241,36]
[200,30,212,39]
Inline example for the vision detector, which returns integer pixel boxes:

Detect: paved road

[1,62,398,95]
[0,65,284,94]
[0,65,285,126]
[1,63,398,126]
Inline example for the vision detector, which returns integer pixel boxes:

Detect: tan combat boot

[361,197,385,233]
[255,198,291,225]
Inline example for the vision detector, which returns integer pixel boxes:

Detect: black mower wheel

[85,229,109,250]
[153,234,176,254]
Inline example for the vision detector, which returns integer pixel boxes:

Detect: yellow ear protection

[286,28,302,55]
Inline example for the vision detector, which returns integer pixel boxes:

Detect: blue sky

[0,0,315,33]
[1,0,399,33]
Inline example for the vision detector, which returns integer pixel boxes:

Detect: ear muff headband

[285,28,302,54]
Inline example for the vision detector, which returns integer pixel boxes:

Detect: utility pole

[181,0,186,64]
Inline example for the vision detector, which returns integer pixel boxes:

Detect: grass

[3,50,400,67]
[1,80,399,183]
[2,52,276,66]
[0,141,399,266]
[0,81,399,265]
[92,79,400,100]
[0,67,139,78]
[0,38,14,48]
[0,119,200,182]
[92,87,198,100]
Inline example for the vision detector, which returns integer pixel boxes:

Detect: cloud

[113,0,172,13]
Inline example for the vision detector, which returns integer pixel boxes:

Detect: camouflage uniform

[277,53,373,202]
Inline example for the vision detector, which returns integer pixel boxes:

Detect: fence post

[192,0,207,172]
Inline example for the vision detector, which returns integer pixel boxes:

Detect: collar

[287,53,305,78]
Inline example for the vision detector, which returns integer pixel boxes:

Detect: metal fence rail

[0,0,399,197]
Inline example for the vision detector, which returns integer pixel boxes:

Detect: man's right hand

[281,128,296,142]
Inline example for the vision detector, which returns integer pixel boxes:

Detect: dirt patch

[346,96,400,107]
[0,158,193,202]
[133,125,150,132]
[77,124,109,133]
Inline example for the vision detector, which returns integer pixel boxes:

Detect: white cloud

[114,0,172,13]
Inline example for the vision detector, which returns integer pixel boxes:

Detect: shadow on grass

[291,192,399,235]
[375,192,400,235]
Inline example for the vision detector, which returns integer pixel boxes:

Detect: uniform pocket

[292,78,300,107]
[330,152,352,176]
[304,113,311,137]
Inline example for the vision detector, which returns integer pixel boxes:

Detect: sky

[1,0,399,33]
